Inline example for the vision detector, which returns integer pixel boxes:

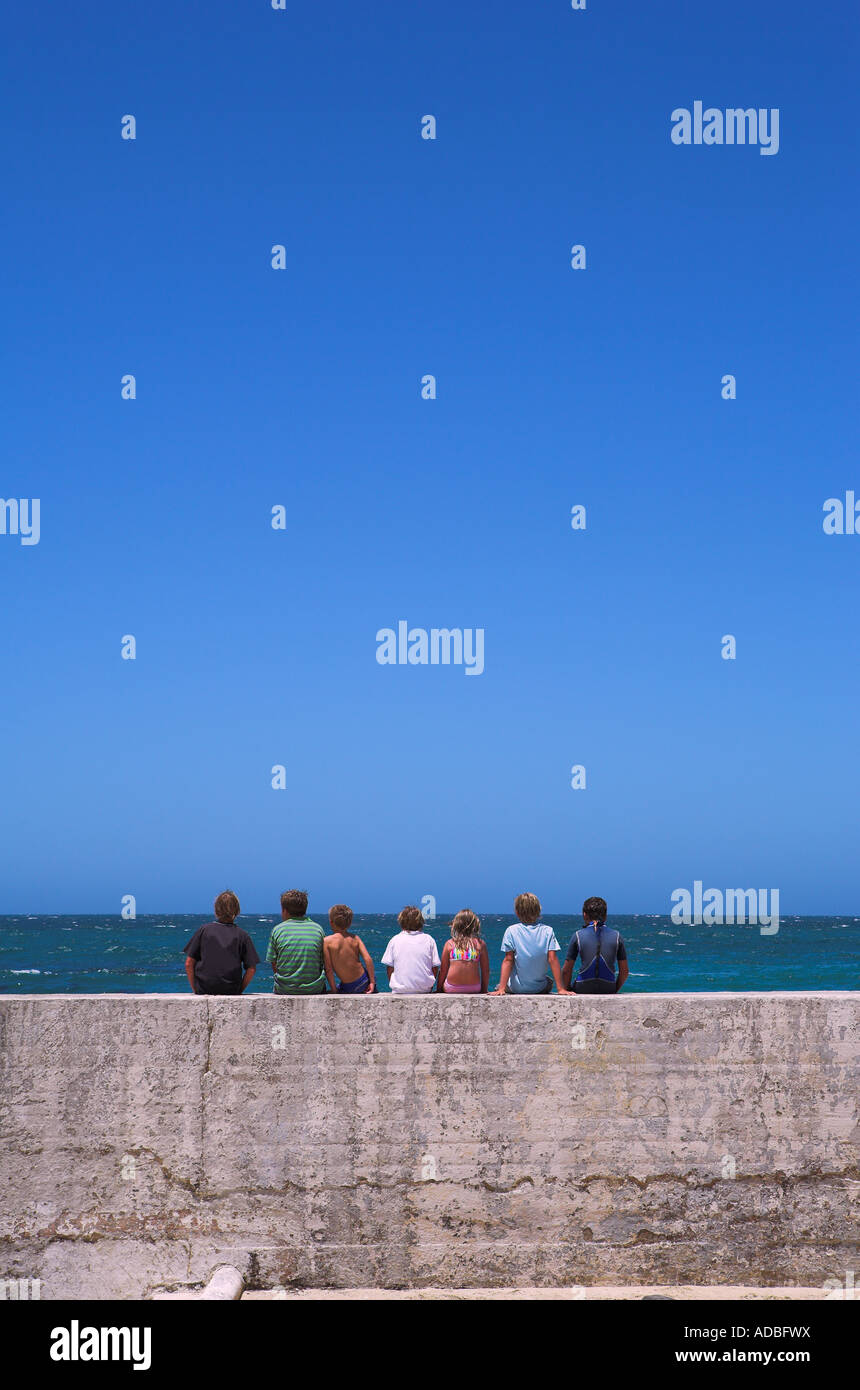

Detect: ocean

[0,914,857,994]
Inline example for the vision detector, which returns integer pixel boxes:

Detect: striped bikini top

[449,939,480,962]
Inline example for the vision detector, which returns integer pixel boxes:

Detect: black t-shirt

[183,920,261,995]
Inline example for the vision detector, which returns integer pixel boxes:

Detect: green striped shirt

[266,917,326,995]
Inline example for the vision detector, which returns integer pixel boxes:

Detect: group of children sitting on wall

[183,891,630,997]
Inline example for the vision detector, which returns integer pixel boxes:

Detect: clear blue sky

[2,2,858,914]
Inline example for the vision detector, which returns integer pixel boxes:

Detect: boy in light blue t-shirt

[494,892,570,995]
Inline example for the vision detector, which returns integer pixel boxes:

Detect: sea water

[0,915,857,994]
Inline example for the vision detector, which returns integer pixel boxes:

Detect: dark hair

[398,905,425,932]
[582,896,607,923]
[514,892,541,925]
[214,890,240,923]
[281,889,308,918]
[329,904,353,930]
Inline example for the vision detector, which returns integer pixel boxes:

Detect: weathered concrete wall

[0,993,857,1299]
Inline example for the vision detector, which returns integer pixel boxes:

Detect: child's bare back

[325,931,364,983]
[323,905,376,994]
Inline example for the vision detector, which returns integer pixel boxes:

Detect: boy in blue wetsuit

[562,896,629,995]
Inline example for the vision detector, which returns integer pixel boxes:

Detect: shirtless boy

[323,904,376,994]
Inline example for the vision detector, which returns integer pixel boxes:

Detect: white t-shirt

[382,930,441,994]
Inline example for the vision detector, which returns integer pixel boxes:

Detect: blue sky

[2,2,858,914]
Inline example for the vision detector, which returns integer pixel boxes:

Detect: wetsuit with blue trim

[566,920,627,995]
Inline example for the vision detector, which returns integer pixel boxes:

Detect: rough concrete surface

[242,1286,838,1301]
[0,993,857,1299]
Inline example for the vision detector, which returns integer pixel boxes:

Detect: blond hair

[514,892,541,924]
[450,909,481,940]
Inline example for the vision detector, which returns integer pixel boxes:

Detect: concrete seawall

[1,993,857,1299]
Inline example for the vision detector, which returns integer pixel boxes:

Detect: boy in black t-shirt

[183,891,260,995]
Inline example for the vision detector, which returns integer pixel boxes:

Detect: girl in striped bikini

[436,910,490,994]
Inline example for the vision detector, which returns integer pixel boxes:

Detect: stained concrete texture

[242,1286,840,1301]
[1,993,857,1299]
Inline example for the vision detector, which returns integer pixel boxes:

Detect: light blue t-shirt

[501,921,561,993]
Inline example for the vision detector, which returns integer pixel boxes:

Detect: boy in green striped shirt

[266,890,326,995]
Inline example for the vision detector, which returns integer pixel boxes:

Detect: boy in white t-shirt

[382,905,441,994]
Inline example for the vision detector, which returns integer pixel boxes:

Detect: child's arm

[562,934,578,990]
[355,937,376,992]
[436,944,450,992]
[548,950,571,994]
[322,938,338,993]
[184,956,198,994]
[241,965,256,992]
[479,941,490,993]
[494,950,515,995]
